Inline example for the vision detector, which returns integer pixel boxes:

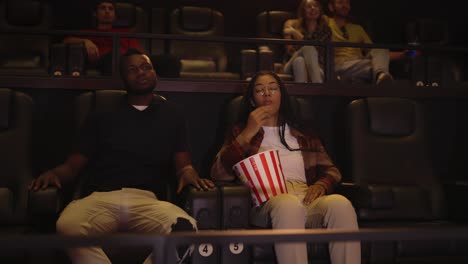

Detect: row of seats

[0,0,463,85]
[0,0,239,79]
[1,87,468,263]
[253,11,462,86]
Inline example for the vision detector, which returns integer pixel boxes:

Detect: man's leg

[121,189,196,264]
[56,192,121,264]
[369,48,391,80]
[335,57,373,82]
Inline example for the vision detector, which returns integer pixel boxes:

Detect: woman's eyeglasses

[254,84,280,96]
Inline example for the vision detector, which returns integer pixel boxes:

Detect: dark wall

[49,0,467,45]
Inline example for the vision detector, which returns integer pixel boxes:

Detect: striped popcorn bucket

[232,150,288,207]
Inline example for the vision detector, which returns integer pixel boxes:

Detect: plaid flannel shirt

[211,124,342,194]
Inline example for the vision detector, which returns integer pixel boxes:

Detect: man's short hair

[94,0,116,10]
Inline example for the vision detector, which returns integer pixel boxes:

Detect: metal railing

[2,28,467,81]
[2,227,468,263]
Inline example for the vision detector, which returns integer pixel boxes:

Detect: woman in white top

[211,71,360,264]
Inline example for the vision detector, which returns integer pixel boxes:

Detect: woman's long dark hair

[238,71,305,151]
[297,0,328,35]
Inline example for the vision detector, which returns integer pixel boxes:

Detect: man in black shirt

[29,49,214,263]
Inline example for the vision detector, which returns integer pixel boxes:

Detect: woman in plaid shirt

[211,71,360,264]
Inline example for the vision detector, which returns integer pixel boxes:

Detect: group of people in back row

[27,0,370,263]
[62,0,399,85]
[283,0,397,85]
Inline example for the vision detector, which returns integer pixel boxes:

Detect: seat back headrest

[367,97,415,137]
[178,6,215,32]
[94,90,127,114]
[6,1,43,27]
[406,19,449,45]
[257,11,294,38]
[113,2,136,28]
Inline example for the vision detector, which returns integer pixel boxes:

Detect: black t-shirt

[74,96,188,194]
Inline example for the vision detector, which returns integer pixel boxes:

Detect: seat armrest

[241,49,257,80]
[214,179,244,187]
[444,181,468,221]
[182,186,221,230]
[258,48,274,71]
[28,187,63,232]
[28,187,62,215]
[335,182,371,209]
[49,43,67,76]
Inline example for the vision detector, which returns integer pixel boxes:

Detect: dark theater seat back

[0,0,51,75]
[347,97,445,221]
[0,88,33,225]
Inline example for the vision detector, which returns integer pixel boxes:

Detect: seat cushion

[180,71,239,79]
[180,59,216,72]
[358,185,433,220]
[0,55,41,68]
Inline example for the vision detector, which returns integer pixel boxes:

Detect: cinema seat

[0,0,51,76]
[256,11,294,81]
[0,88,33,262]
[347,97,468,263]
[29,90,221,264]
[212,95,343,264]
[169,6,239,80]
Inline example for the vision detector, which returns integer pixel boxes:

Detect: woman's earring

[250,99,256,107]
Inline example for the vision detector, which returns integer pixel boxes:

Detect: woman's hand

[303,184,326,205]
[240,106,272,141]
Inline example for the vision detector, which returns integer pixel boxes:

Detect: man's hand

[303,184,326,205]
[177,166,215,194]
[28,170,62,191]
[84,39,100,62]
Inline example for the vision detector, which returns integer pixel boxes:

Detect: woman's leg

[253,193,308,264]
[300,46,324,83]
[306,194,361,264]
[284,53,308,83]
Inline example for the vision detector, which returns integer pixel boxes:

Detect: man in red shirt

[64,0,179,77]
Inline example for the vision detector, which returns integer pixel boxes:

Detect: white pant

[56,188,197,264]
[252,180,361,264]
[284,46,324,83]
[335,48,390,82]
